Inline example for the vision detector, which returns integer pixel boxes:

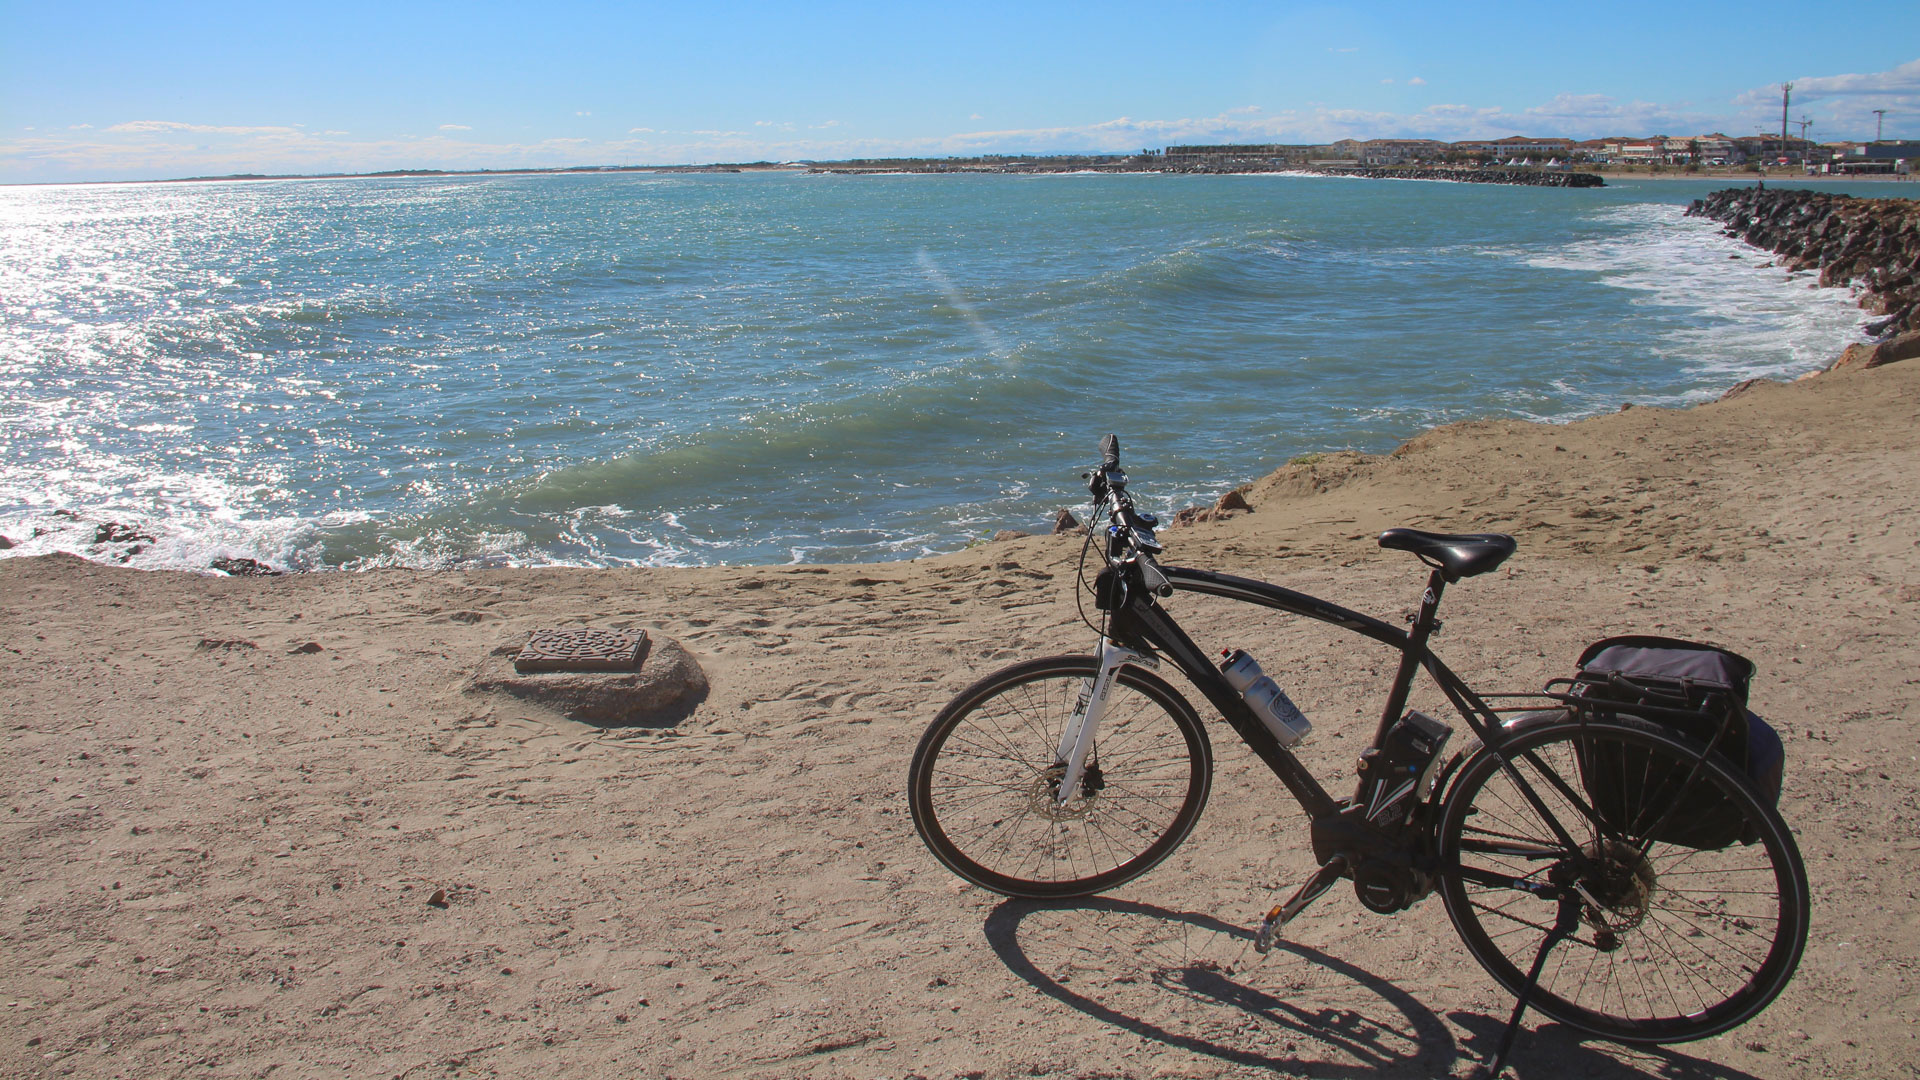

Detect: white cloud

[754,120,774,127]
[1775,58,1920,99]
[1381,79,1394,85]
[575,111,592,117]
[106,120,299,136]
[1408,77,1426,86]
[69,123,92,130]
[1520,92,1704,134]
[970,113,983,120]
[1731,59,1920,139]
[439,124,471,131]
[628,127,656,134]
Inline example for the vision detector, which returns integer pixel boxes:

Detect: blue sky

[3,1,1917,183]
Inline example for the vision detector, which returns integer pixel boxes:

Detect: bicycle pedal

[1253,903,1287,954]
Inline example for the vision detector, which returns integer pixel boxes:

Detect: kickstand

[1482,896,1580,1078]
[1254,855,1348,953]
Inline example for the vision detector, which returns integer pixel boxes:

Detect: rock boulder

[469,633,707,728]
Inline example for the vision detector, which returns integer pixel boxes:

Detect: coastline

[4,347,1918,1077]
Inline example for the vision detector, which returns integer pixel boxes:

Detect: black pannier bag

[1570,636,1785,849]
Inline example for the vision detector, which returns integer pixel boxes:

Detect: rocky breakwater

[1687,187,1920,343]
[1302,166,1604,188]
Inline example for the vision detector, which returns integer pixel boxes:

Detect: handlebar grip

[1099,434,1121,472]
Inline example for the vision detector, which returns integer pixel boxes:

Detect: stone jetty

[1687,187,1920,338]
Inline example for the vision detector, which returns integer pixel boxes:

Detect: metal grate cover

[513,628,648,674]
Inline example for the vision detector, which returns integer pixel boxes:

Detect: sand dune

[2,359,1916,1078]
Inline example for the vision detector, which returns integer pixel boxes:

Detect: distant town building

[1816,141,1920,175]
[1572,138,1615,162]
[1449,136,1576,159]
[1732,135,1818,165]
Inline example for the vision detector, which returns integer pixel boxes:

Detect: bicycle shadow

[983,897,1773,1079]
[982,896,1454,1077]
[1448,1011,1773,1080]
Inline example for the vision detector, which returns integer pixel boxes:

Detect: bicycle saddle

[1378,528,1516,582]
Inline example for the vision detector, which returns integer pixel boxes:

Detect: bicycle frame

[1095,558,1486,816]
[1078,554,1597,874]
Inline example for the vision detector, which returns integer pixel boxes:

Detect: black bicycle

[908,435,1808,1068]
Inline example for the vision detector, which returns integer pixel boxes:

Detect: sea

[0,172,1907,571]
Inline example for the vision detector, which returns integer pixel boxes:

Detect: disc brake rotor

[1030,760,1104,820]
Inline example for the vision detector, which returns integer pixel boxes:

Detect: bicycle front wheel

[1437,714,1809,1044]
[908,655,1212,899]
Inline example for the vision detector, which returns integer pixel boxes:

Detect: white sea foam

[1526,202,1871,403]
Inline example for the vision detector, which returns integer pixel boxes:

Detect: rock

[195,638,257,652]
[0,535,12,549]
[289,641,324,654]
[94,523,153,545]
[990,530,1030,542]
[1719,377,1774,400]
[1167,487,1253,529]
[426,889,448,908]
[1168,506,1208,528]
[211,557,280,577]
[468,634,708,728]
[1050,509,1080,534]
[1829,342,1877,371]
[1830,329,1920,371]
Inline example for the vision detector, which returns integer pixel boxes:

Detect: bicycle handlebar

[1088,434,1162,561]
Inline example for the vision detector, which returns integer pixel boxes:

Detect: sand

[2,359,1917,1079]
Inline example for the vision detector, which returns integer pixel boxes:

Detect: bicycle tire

[1437,712,1808,1044]
[908,655,1212,899]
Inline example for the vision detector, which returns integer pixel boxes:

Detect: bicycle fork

[1052,638,1156,807]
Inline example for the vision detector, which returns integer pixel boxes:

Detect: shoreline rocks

[1686,187,1920,338]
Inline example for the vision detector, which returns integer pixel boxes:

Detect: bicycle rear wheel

[908,655,1212,899]
[1437,713,1808,1044]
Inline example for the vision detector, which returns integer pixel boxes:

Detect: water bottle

[1218,649,1312,746]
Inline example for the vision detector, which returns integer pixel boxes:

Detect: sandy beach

[3,355,1917,1079]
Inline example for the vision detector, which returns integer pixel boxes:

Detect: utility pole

[1796,116,1813,141]
[1780,83,1793,145]
[1873,109,1887,142]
